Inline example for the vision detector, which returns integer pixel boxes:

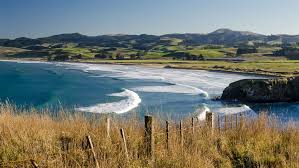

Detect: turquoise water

[0,61,299,123]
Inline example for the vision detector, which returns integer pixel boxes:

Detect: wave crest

[75,89,141,114]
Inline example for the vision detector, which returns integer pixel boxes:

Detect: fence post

[86,135,100,168]
[106,117,111,139]
[180,120,184,149]
[230,115,233,129]
[224,115,227,130]
[30,159,39,168]
[235,114,238,128]
[217,114,221,131]
[120,129,129,160]
[191,117,195,136]
[166,121,170,150]
[240,113,244,128]
[145,116,154,159]
[60,135,72,167]
[206,112,214,129]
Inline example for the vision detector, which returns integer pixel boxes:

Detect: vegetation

[1,29,299,167]
[0,103,297,167]
[1,29,299,76]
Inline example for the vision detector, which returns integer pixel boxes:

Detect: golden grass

[0,103,298,167]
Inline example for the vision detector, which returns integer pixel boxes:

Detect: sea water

[0,60,298,123]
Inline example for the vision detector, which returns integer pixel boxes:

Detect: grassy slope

[1,45,298,77]
[0,47,27,55]
[0,104,298,167]
[61,47,96,58]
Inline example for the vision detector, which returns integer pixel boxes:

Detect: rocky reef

[221,77,299,103]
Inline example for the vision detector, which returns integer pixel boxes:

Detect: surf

[75,89,141,114]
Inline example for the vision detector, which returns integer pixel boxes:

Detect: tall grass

[0,103,298,167]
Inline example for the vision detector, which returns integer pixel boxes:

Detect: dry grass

[0,103,298,168]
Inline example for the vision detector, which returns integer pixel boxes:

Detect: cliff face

[221,77,299,103]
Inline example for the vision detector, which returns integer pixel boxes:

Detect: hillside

[1,28,299,76]
[1,29,299,48]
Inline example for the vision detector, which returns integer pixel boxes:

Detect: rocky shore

[221,77,299,103]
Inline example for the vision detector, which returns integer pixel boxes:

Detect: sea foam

[213,105,258,118]
[132,84,208,97]
[75,89,141,114]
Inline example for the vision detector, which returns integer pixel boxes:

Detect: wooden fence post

[144,116,154,158]
[224,115,227,130]
[180,120,184,149]
[240,113,244,128]
[120,129,129,160]
[206,112,214,130]
[230,115,233,129]
[60,135,72,167]
[217,114,221,131]
[235,114,238,128]
[106,117,111,139]
[30,159,39,168]
[86,136,100,168]
[166,121,170,150]
[191,117,195,135]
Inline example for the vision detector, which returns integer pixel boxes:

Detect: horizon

[1,0,299,38]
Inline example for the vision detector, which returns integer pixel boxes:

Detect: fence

[24,112,248,167]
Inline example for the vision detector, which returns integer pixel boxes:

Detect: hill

[1,29,299,48]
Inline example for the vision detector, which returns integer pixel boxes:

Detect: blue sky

[1,0,299,38]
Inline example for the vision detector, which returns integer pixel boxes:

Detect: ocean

[1,60,299,123]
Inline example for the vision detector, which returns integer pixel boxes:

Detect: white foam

[75,89,141,114]
[213,105,258,118]
[196,105,257,121]
[196,105,211,121]
[45,62,266,97]
[132,84,208,97]
[0,60,51,64]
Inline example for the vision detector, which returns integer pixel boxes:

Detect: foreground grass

[0,104,298,167]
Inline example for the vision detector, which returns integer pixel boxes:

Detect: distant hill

[1,29,299,48]
[178,29,267,46]
[39,33,89,43]
[0,37,41,48]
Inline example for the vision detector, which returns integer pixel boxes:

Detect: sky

[1,0,299,39]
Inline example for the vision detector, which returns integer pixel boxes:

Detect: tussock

[0,103,298,167]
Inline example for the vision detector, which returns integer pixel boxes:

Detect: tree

[116,53,125,60]
[95,50,110,59]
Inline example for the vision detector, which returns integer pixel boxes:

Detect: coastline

[0,57,287,78]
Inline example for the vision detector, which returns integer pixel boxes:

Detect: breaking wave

[75,89,141,114]
[132,83,208,97]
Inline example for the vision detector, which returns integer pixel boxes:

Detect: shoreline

[0,57,286,78]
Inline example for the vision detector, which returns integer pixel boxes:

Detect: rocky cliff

[221,77,299,103]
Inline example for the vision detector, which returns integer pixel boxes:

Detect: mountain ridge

[1,29,299,48]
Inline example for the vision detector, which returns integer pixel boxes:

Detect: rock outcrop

[221,77,299,103]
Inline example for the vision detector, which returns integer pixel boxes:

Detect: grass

[60,47,97,58]
[162,45,226,58]
[0,47,27,55]
[0,103,298,167]
[77,59,299,77]
[188,49,224,57]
